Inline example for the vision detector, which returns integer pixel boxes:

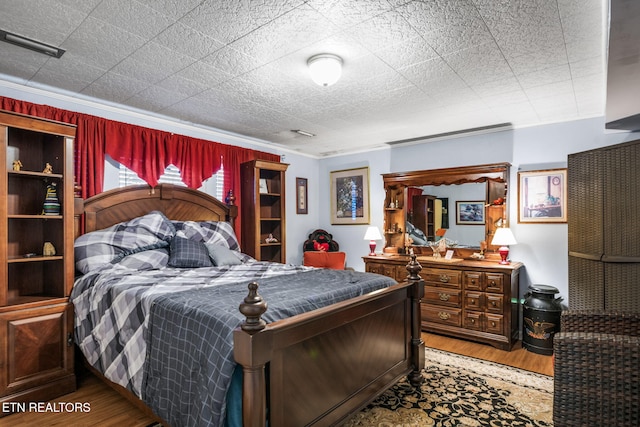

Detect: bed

[72,184,425,427]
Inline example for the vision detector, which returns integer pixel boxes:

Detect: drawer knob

[439,293,450,301]
[490,281,496,286]
[439,274,450,283]
[491,301,497,306]
[470,318,475,323]
[438,312,450,320]
[491,321,496,327]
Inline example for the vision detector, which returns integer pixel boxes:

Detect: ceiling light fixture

[292,129,316,137]
[307,54,342,87]
[0,29,65,58]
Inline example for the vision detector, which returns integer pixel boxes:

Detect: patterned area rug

[343,348,553,426]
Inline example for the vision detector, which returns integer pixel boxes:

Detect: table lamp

[491,227,517,264]
[363,226,383,256]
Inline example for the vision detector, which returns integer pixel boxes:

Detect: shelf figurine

[265,233,278,244]
[43,163,53,173]
[42,182,61,215]
[12,160,23,171]
[43,242,56,256]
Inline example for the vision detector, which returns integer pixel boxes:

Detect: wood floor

[0,333,554,426]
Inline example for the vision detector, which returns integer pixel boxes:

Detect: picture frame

[296,177,308,214]
[518,168,567,223]
[259,178,269,194]
[456,201,485,225]
[330,167,370,225]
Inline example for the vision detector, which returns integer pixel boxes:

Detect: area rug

[343,348,554,426]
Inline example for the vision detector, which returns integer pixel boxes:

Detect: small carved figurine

[43,163,53,173]
[265,233,278,244]
[43,242,56,256]
[12,160,23,171]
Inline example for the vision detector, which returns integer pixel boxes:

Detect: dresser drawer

[422,268,462,288]
[464,291,483,310]
[463,271,483,290]
[486,314,504,334]
[422,305,461,327]
[424,286,461,307]
[365,262,396,279]
[463,311,483,331]
[486,294,504,313]
[485,273,504,293]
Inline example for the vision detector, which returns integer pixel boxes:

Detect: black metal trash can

[523,284,563,355]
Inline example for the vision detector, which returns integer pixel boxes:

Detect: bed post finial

[406,249,422,280]
[239,282,267,333]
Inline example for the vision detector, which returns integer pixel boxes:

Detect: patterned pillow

[168,236,213,268]
[117,248,169,270]
[75,211,175,274]
[172,221,240,251]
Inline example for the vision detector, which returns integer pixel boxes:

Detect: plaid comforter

[144,268,397,427]
[72,261,312,396]
[72,261,396,427]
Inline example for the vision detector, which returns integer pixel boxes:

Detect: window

[119,164,225,200]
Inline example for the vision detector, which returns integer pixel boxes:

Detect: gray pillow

[168,236,213,268]
[205,243,242,266]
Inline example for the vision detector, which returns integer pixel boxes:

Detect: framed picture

[456,201,485,225]
[259,178,268,194]
[330,167,370,225]
[296,177,308,214]
[518,168,567,223]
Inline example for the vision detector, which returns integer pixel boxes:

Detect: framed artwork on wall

[456,201,485,225]
[330,167,370,225]
[296,177,308,214]
[518,168,567,223]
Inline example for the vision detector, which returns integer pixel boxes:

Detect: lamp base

[498,246,510,264]
[369,241,377,256]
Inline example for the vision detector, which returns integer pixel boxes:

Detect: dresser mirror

[382,163,510,256]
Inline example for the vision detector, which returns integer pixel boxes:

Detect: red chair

[303,251,347,270]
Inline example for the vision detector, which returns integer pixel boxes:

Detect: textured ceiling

[0,0,608,157]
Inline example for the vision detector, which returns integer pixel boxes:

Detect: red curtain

[1,96,281,246]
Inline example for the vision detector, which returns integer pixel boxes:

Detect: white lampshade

[491,227,517,246]
[364,226,382,241]
[308,54,342,87]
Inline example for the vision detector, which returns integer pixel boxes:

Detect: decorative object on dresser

[0,110,76,410]
[364,255,522,351]
[490,227,517,264]
[363,226,382,256]
[240,159,288,263]
[330,166,370,225]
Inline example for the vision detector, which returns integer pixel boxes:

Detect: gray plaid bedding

[72,260,313,396]
[143,269,396,427]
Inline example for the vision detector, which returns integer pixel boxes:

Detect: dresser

[364,255,523,350]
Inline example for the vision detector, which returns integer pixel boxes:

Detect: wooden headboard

[76,184,238,236]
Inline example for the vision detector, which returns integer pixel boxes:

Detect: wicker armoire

[567,139,640,312]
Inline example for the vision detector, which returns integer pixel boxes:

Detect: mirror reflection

[382,163,510,257]
[406,182,486,248]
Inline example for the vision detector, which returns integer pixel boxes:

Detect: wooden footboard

[235,255,425,427]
